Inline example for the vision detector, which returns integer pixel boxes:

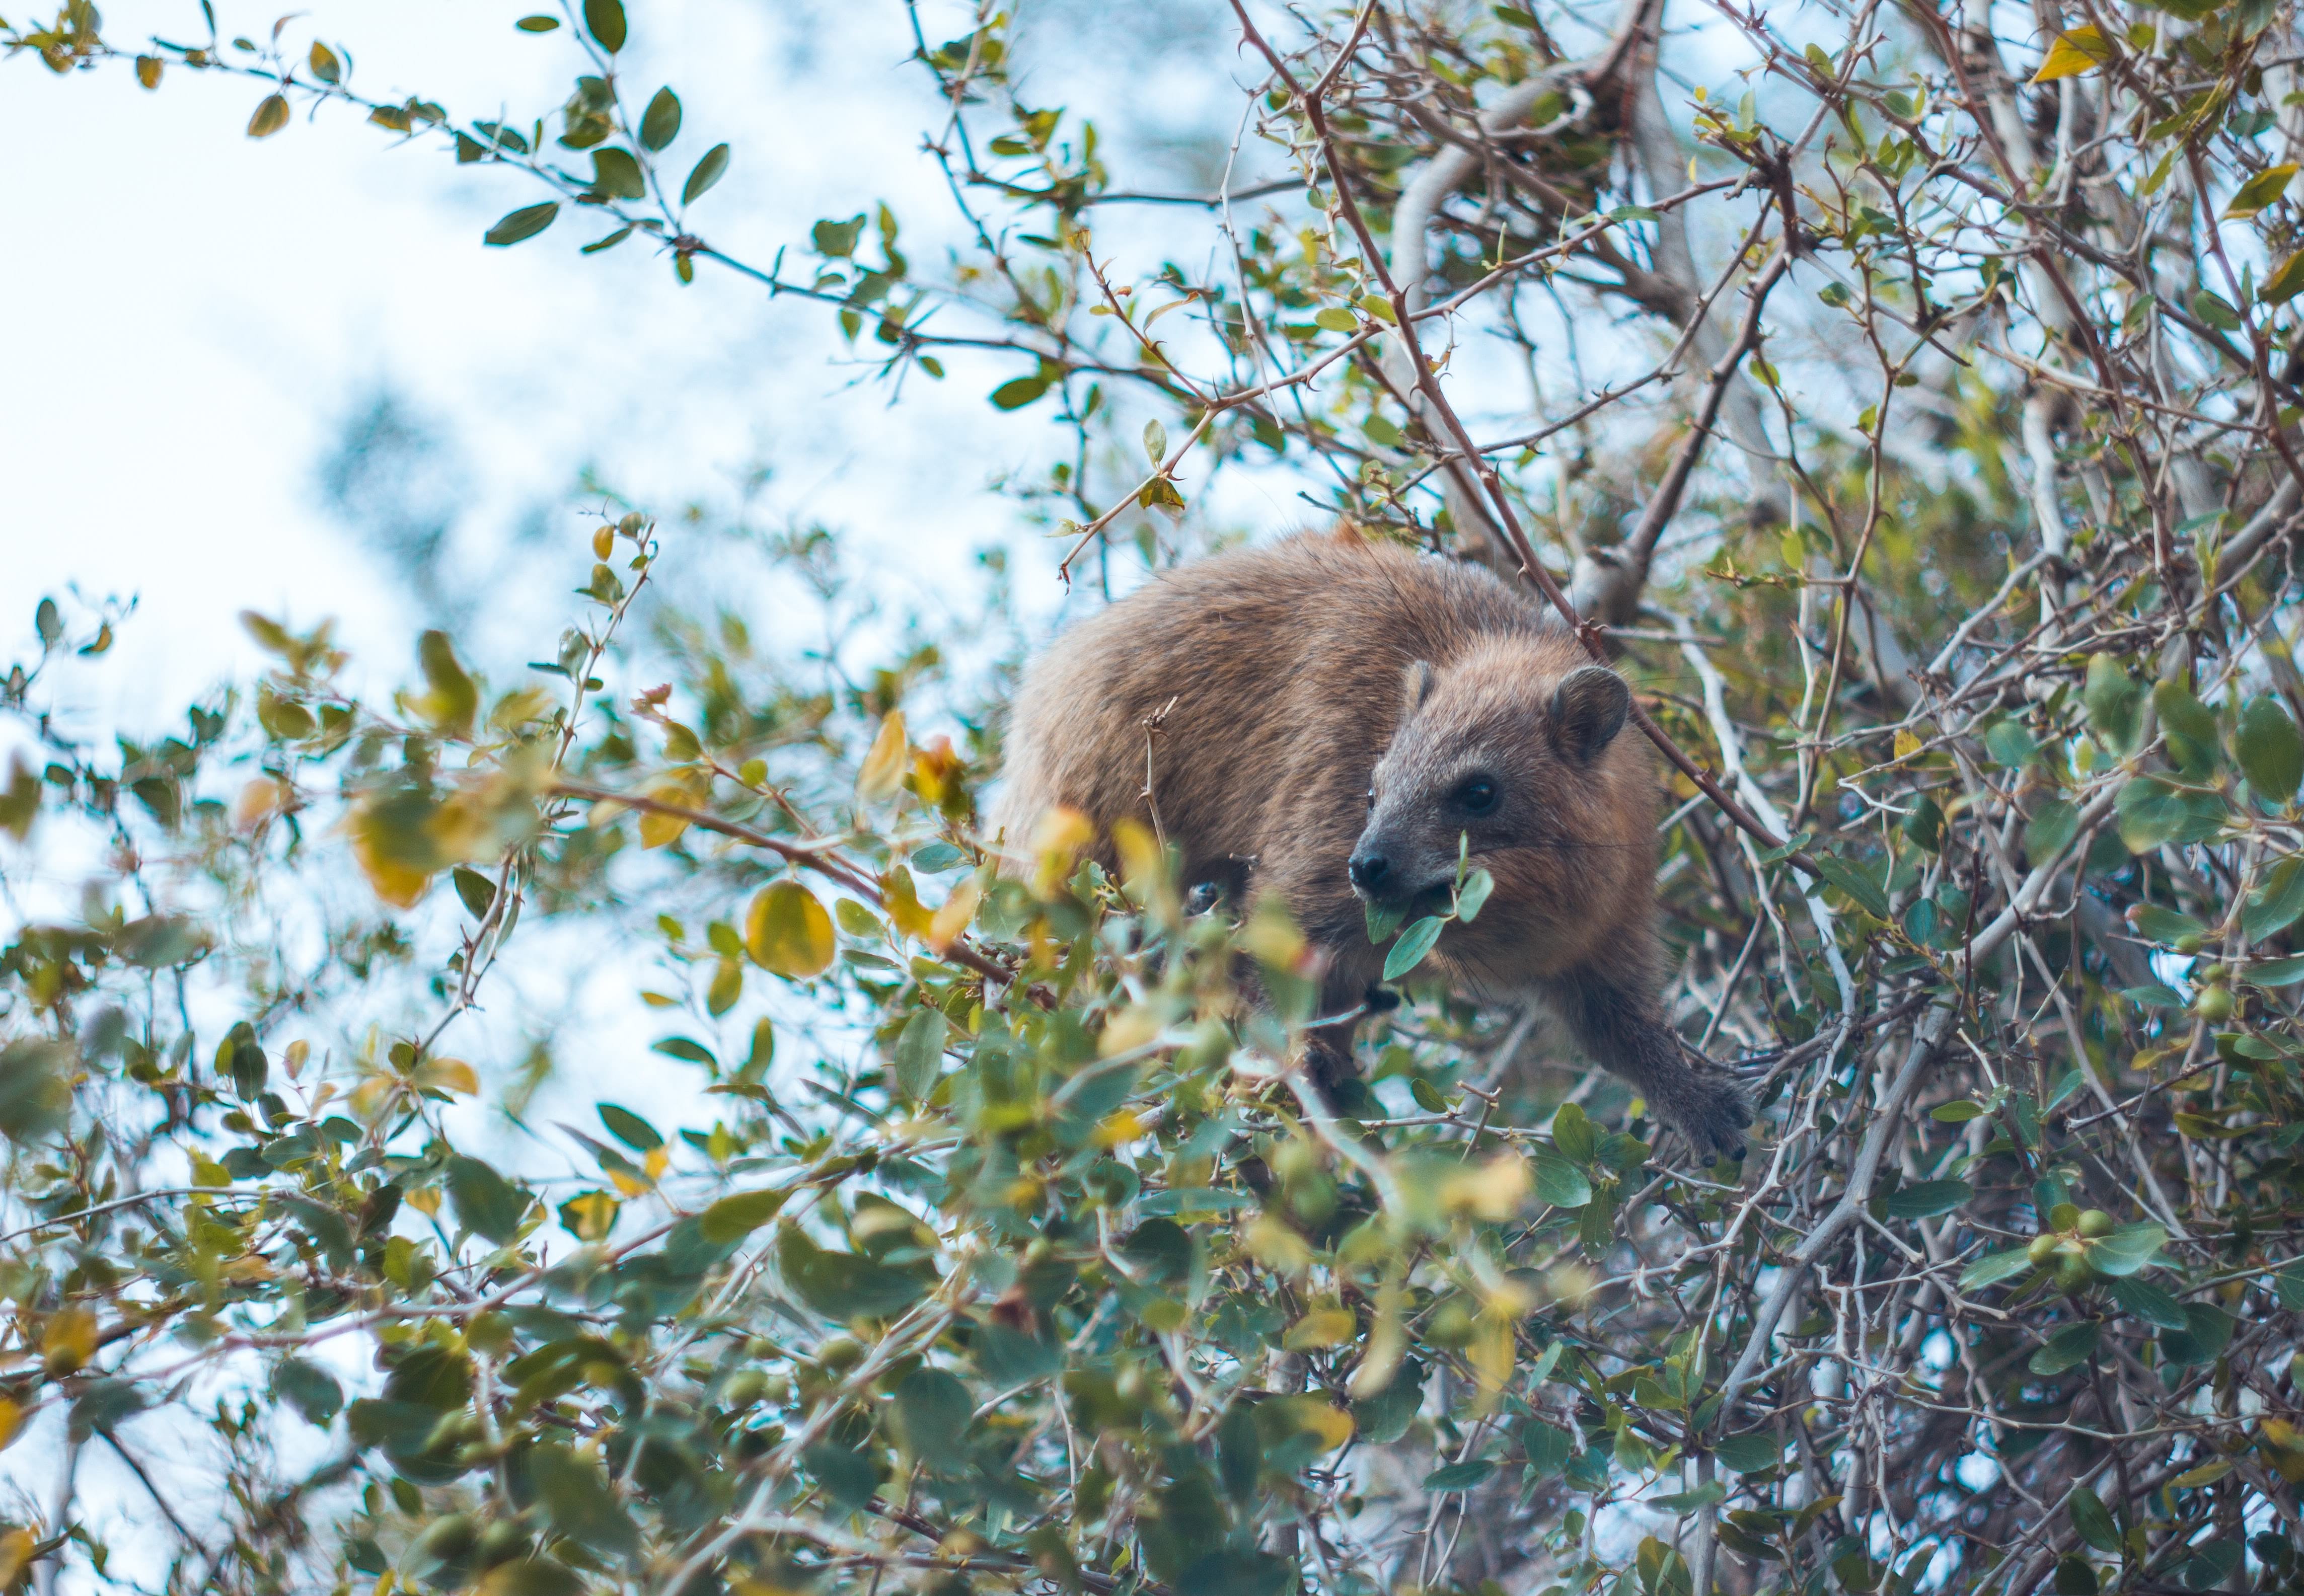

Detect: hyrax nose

[1348,852,1391,892]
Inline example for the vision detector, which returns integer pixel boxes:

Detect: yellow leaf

[2172,1458,2233,1489]
[746,881,836,977]
[1244,1213,1313,1276]
[1093,1108,1147,1147]
[414,1057,478,1097]
[858,710,909,802]
[2260,1418,2304,1482]
[560,1189,619,1242]
[0,1528,33,1586]
[42,1306,96,1375]
[1028,804,1094,894]
[1349,1278,1406,1397]
[1468,1314,1516,1403]
[2265,250,2304,306]
[1240,894,1306,969]
[883,866,935,940]
[350,814,432,909]
[2225,163,2298,220]
[1440,1153,1531,1221]
[1893,729,1922,761]
[927,878,981,951]
[235,776,289,828]
[1112,818,1163,895]
[1267,1394,1354,1452]
[1282,1305,1357,1351]
[247,92,289,137]
[0,1397,25,1451]
[1100,1002,1166,1057]
[2032,26,2110,81]
[405,1185,441,1218]
[638,808,689,849]
[607,1167,653,1197]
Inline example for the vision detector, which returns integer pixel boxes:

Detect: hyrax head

[1349,644,1634,925]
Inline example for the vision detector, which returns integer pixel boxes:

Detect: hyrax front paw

[1674,1073,1754,1164]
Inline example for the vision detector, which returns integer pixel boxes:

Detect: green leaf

[1649,1480,1728,1515]
[484,201,560,247]
[649,1036,715,1067]
[1714,1432,1783,1474]
[893,1367,973,1470]
[1810,854,1889,919]
[2159,1302,2236,1365]
[2238,695,2304,802]
[2103,1274,2188,1329]
[1522,1418,1575,1478]
[777,1226,933,1321]
[2246,856,2304,942]
[2116,775,2225,852]
[1455,867,1494,923]
[598,1103,664,1151]
[639,87,682,150]
[892,1008,947,1101]
[445,1155,530,1244]
[1422,1459,1495,1491]
[2277,1262,2304,1310]
[2068,1485,2121,1553]
[1959,1246,2035,1291]
[587,146,645,200]
[2026,799,2078,863]
[990,374,1051,410]
[2245,954,2304,986]
[2086,1222,2166,1276]
[530,1441,639,1556]
[451,866,497,919]
[1364,894,1407,944]
[2084,654,2142,751]
[2192,290,2244,332]
[681,142,730,204]
[2152,680,2222,778]
[515,14,560,29]
[1881,1178,1972,1220]
[272,1357,344,1424]
[1550,1102,1597,1163]
[1528,1146,1593,1208]
[2028,1320,2101,1375]
[1931,1100,1986,1122]
[2131,904,2207,945]
[1383,915,1446,979]
[582,0,626,51]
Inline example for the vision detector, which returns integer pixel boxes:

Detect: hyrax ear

[1549,665,1630,760]
[1399,659,1436,723]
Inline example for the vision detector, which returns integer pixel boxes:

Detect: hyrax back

[996,529,1750,1158]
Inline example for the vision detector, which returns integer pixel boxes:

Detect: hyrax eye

[1365,786,1376,810]
[1455,777,1499,816]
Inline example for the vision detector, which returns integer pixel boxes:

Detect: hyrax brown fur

[995,528,1751,1160]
